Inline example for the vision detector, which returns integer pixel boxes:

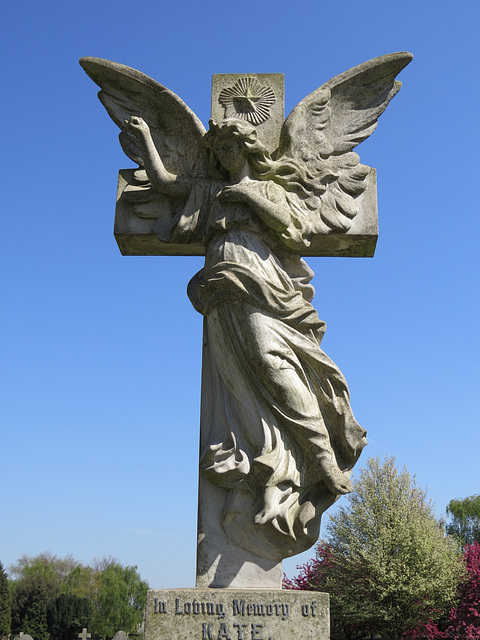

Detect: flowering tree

[406,542,480,639]
[446,542,480,638]
[283,543,369,639]
[284,456,466,640]
[283,542,332,592]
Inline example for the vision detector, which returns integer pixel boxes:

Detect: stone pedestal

[145,589,329,640]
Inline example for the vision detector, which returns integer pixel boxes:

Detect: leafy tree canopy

[446,494,480,549]
[9,553,79,604]
[9,553,78,581]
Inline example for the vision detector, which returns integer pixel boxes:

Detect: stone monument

[80,52,412,639]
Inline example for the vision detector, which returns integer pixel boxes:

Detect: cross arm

[114,168,378,258]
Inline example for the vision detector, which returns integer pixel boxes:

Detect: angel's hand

[220,179,291,232]
[124,116,151,139]
[219,179,254,204]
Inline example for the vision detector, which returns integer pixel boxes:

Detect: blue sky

[1,0,479,589]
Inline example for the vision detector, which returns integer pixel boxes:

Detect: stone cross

[77,629,91,640]
[113,72,375,590]
[80,53,412,591]
[114,73,377,259]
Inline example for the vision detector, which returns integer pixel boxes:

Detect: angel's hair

[204,119,314,196]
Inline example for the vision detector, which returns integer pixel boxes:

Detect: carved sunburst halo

[219,77,276,126]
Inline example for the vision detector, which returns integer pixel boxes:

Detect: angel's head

[203,119,313,197]
[204,119,271,178]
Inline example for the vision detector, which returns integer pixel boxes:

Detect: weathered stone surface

[212,74,284,153]
[196,475,283,589]
[145,589,329,640]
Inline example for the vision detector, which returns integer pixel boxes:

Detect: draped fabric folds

[185,217,366,560]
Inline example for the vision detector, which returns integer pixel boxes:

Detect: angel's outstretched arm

[220,179,290,231]
[125,117,192,198]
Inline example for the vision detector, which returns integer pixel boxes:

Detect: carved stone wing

[79,57,208,179]
[276,52,413,233]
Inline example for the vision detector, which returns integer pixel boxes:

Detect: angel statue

[81,53,412,587]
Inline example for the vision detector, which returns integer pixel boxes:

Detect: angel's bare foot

[320,460,354,495]
[254,485,295,525]
[255,486,286,525]
[326,473,354,495]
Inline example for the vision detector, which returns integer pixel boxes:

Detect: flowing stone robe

[161,177,367,562]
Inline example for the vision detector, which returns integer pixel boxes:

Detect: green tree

[47,593,91,640]
[283,543,361,639]
[10,553,79,637]
[19,584,49,640]
[287,456,466,640]
[9,553,79,605]
[9,554,148,640]
[65,565,98,602]
[91,560,148,639]
[446,494,480,549]
[0,562,11,638]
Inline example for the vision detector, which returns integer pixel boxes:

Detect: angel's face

[214,135,247,175]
